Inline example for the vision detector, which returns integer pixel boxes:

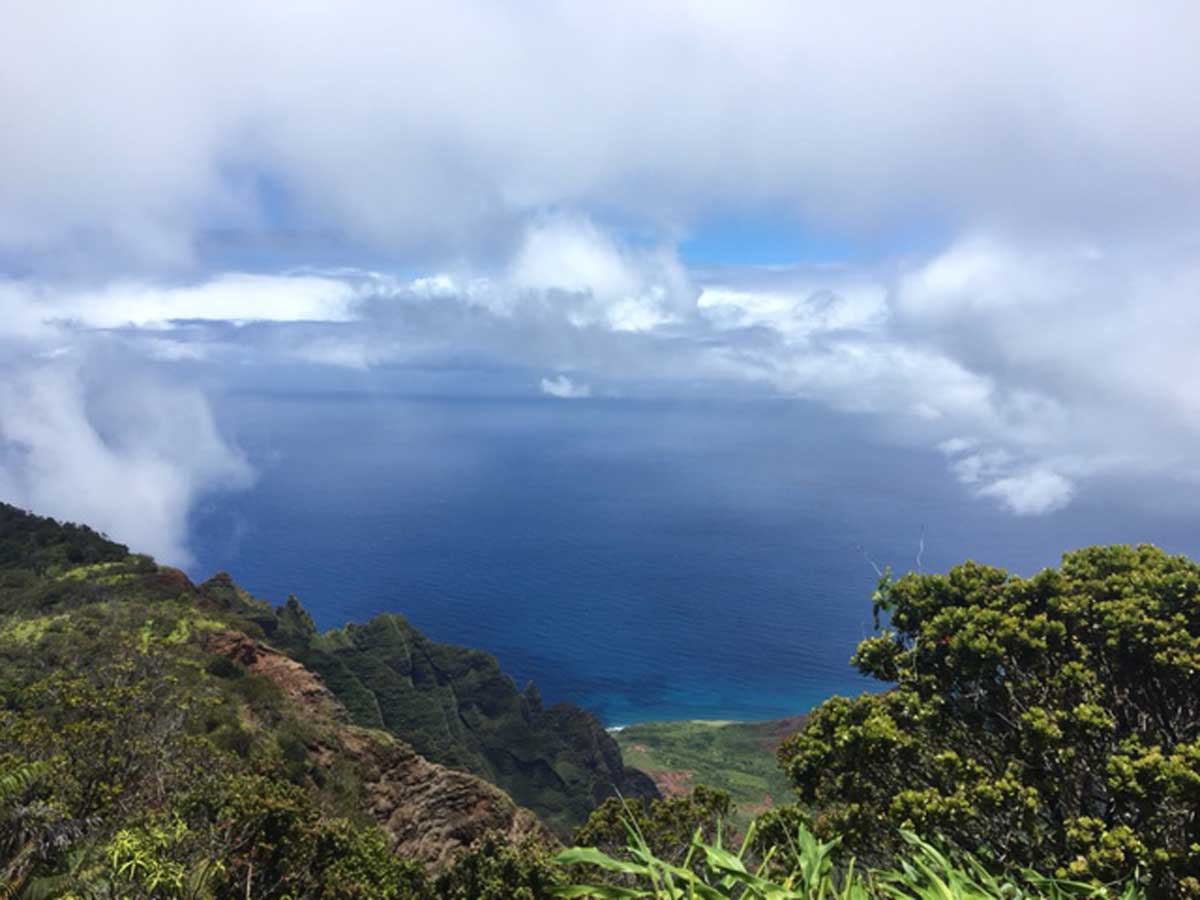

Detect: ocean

[187,389,1200,725]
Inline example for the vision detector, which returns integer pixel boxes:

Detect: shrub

[779,545,1200,896]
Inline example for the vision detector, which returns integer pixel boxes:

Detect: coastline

[606,717,742,733]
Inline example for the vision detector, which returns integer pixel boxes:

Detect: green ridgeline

[197,573,657,836]
[0,503,431,896]
[0,497,653,840]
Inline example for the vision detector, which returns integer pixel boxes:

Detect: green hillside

[0,504,437,896]
[198,575,657,835]
[0,502,609,896]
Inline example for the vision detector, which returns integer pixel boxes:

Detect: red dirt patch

[644,769,695,796]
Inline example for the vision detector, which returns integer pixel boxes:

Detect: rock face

[333,727,547,870]
[202,629,551,869]
[202,629,347,723]
[250,608,659,834]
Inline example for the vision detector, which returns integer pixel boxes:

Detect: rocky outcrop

[331,727,548,869]
[202,629,554,869]
[196,570,659,835]
[202,629,347,723]
[261,609,660,834]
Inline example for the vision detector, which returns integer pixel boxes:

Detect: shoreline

[606,715,786,733]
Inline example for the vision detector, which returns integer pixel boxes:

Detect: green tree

[433,832,563,900]
[568,785,738,893]
[778,545,1200,896]
[574,786,735,867]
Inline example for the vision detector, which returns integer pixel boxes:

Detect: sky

[2,1,1199,564]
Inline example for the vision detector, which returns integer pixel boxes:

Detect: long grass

[551,816,1142,900]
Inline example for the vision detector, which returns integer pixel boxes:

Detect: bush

[779,545,1200,896]
[434,832,565,900]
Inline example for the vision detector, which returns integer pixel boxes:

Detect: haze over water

[188,389,1200,726]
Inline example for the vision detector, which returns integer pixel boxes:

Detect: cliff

[0,498,653,874]
[201,629,549,867]
[198,577,657,834]
[0,501,561,884]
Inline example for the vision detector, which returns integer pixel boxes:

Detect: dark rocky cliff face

[201,628,551,868]
[218,596,658,834]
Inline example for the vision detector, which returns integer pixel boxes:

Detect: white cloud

[7,221,1198,521]
[142,338,212,362]
[977,469,1075,517]
[506,216,691,331]
[3,3,1199,266]
[0,360,251,564]
[697,234,1200,512]
[540,374,591,399]
[947,450,1013,488]
[937,438,977,457]
[9,273,363,329]
[511,218,641,304]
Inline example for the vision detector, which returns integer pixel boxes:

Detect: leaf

[549,886,651,899]
[554,847,653,877]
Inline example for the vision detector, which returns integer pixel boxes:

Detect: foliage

[0,503,422,898]
[778,545,1200,896]
[554,816,1141,899]
[167,775,427,899]
[575,787,736,871]
[7,498,1197,898]
[266,608,658,833]
[0,503,600,899]
[433,832,566,900]
[0,504,126,579]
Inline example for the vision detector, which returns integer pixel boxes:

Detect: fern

[0,764,45,809]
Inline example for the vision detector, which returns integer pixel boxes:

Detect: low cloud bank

[6,219,1198,527]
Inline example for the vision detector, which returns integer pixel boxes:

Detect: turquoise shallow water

[188,391,1200,725]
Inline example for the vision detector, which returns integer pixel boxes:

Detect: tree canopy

[778,544,1200,896]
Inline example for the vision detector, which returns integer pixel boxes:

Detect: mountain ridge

[1,501,656,842]
[194,568,657,834]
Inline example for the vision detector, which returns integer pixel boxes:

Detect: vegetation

[0,573,412,896]
[431,833,566,900]
[0,504,126,580]
[1,502,1194,897]
[0,503,561,897]
[778,545,1200,896]
[574,785,737,879]
[613,719,799,827]
[266,608,657,834]
[200,575,658,834]
[556,815,1141,899]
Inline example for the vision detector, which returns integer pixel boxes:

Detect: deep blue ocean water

[188,390,1200,725]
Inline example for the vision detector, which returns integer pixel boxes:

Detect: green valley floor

[611,716,803,825]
